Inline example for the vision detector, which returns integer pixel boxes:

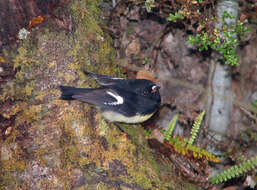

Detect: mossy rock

[0,0,197,189]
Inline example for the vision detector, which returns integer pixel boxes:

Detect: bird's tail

[59,85,90,100]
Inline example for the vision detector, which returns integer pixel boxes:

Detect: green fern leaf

[209,155,257,184]
[164,114,178,141]
[188,111,205,144]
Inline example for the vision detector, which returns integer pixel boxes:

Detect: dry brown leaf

[29,15,45,29]
[136,70,156,82]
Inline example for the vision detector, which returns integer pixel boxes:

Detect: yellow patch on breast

[102,111,155,123]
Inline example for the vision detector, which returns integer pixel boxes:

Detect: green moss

[58,105,93,168]
[0,44,39,101]
[69,0,121,77]
[0,172,17,188]
[0,143,26,171]
[59,123,80,169]
[1,160,26,171]
[0,81,13,101]
[96,182,110,190]
[0,35,42,102]
[58,72,76,84]
[15,104,42,126]
[35,89,58,102]
[0,142,27,189]
[97,116,110,136]
[97,124,162,189]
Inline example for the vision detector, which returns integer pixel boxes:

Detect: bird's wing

[72,88,124,106]
[83,70,124,86]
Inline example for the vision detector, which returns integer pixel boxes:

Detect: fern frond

[163,111,219,162]
[187,143,219,162]
[188,111,205,145]
[167,135,219,162]
[209,155,257,184]
[163,114,178,141]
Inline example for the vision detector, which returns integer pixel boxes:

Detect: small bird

[59,71,161,123]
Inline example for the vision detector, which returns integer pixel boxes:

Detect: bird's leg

[113,123,126,133]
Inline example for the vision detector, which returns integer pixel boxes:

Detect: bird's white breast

[102,111,155,123]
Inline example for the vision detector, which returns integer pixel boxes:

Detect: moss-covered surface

[0,0,197,189]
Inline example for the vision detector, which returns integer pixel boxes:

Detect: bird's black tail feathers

[59,85,90,100]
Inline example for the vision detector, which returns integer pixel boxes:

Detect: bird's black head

[142,83,161,103]
[133,79,161,103]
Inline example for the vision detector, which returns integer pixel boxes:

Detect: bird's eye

[151,85,160,93]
